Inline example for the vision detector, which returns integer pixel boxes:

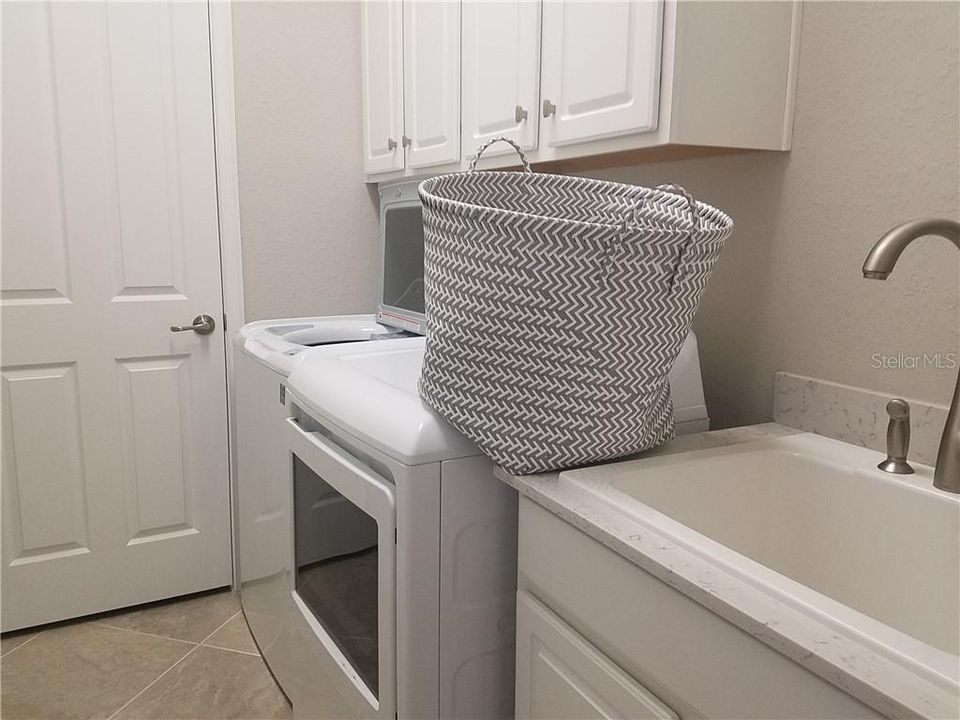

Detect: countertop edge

[496,423,958,720]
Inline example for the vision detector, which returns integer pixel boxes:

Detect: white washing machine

[279,333,710,719]
[234,180,426,695]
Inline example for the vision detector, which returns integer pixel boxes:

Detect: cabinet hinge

[279,383,286,406]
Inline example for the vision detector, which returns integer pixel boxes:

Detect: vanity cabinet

[362,0,802,181]
[516,498,885,719]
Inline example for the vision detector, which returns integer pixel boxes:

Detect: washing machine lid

[285,333,709,467]
[235,314,396,377]
[377,179,426,335]
[287,337,478,466]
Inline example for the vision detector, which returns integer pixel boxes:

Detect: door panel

[402,0,460,169]
[116,356,196,540]
[540,0,663,147]
[1,364,89,562]
[361,0,404,174]
[1,1,230,631]
[461,1,541,160]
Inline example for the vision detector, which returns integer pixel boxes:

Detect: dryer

[280,333,709,719]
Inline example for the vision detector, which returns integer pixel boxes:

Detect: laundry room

[1,2,958,720]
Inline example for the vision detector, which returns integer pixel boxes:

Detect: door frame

[208,0,245,588]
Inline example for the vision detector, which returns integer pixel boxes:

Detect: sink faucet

[862,218,960,493]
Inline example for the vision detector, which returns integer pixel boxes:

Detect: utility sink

[561,432,960,687]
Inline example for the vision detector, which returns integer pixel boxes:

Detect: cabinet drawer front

[516,590,678,720]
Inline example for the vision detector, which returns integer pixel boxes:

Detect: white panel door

[461,1,541,161]
[402,0,460,169]
[361,0,404,175]
[540,0,663,147]
[1,1,231,631]
[516,592,679,720]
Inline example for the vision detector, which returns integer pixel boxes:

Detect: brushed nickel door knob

[170,314,216,335]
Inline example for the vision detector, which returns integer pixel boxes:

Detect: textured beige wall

[231,1,958,428]
[589,1,959,428]
[232,2,379,321]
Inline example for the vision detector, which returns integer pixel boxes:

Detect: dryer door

[285,416,396,719]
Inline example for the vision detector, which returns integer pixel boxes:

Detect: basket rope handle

[624,184,701,231]
[609,184,702,286]
[468,137,532,173]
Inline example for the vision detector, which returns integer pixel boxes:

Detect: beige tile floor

[0,590,291,720]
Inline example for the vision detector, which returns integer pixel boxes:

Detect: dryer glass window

[292,455,380,698]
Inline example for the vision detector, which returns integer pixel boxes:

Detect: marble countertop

[496,423,959,720]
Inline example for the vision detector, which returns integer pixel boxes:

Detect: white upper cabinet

[402,0,460,169]
[361,0,404,175]
[461,1,541,161]
[540,1,663,147]
[359,0,801,180]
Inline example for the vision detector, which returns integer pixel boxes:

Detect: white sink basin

[561,432,960,688]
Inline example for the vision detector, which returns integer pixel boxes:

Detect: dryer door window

[284,416,396,716]
[293,455,380,697]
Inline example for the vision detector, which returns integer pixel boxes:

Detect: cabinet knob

[542,99,557,118]
[515,105,528,123]
[387,138,397,150]
[401,135,411,148]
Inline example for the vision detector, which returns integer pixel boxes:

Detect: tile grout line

[91,622,200,647]
[104,611,243,720]
[201,642,261,657]
[199,610,243,645]
[199,610,262,656]
[0,630,45,659]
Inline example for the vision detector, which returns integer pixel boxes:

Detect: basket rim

[418,170,734,235]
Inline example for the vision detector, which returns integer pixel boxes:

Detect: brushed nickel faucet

[862,218,960,493]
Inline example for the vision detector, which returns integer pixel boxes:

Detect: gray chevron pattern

[417,160,733,475]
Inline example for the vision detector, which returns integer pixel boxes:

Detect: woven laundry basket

[417,138,733,474]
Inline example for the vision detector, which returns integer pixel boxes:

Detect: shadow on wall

[583,152,793,430]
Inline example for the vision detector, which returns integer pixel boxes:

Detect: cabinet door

[361,0,404,175]
[516,591,678,720]
[461,1,541,162]
[402,0,460,169]
[540,1,663,147]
